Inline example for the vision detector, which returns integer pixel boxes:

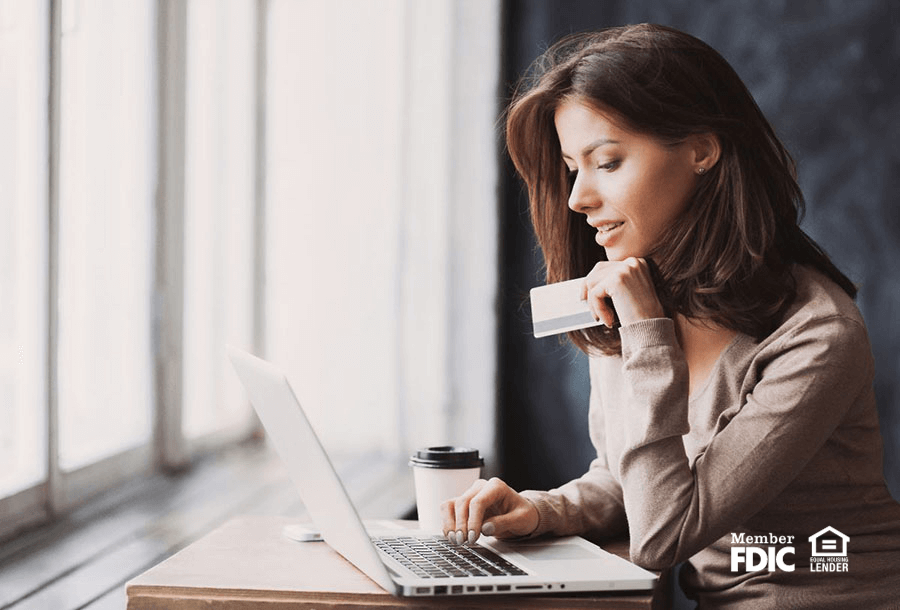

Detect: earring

[696,167,707,175]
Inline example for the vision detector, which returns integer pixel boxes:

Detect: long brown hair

[506,24,856,355]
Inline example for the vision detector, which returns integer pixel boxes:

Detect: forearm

[616,318,696,567]
[519,459,627,540]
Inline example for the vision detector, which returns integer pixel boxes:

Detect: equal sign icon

[821,540,838,551]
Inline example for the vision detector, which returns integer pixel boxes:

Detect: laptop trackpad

[484,536,656,586]
[511,542,601,562]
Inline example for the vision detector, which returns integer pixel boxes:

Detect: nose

[567,172,598,215]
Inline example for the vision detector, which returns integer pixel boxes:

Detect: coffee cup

[409,446,484,533]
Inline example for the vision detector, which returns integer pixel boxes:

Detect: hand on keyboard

[440,478,539,545]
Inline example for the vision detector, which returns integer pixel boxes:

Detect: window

[56,0,156,472]
[0,0,500,540]
[0,0,262,540]
[0,0,49,507]
[182,0,257,443]
[265,0,500,461]
[265,0,406,455]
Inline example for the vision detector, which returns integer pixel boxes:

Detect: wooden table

[126,516,671,609]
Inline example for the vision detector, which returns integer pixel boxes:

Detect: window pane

[265,0,404,454]
[57,0,156,471]
[182,0,256,440]
[0,0,49,497]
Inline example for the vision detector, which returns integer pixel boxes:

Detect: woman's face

[555,99,702,261]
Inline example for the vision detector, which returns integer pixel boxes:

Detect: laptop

[227,346,657,597]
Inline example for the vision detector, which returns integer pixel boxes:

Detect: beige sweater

[521,266,900,608]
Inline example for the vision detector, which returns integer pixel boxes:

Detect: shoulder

[756,265,872,376]
[782,264,864,327]
[774,265,866,337]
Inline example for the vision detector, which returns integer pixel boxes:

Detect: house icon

[808,526,849,557]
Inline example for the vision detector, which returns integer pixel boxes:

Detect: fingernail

[482,522,495,536]
[468,530,477,545]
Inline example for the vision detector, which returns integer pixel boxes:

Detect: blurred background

[498,0,900,502]
[0,0,898,606]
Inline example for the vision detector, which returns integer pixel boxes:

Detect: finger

[589,299,602,324]
[602,296,618,327]
[481,520,497,536]
[584,280,603,321]
[440,498,456,539]
[583,267,613,325]
[453,495,470,544]
[465,478,506,542]
[624,257,651,288]
[464,488,489,541]
[484,503,538,539]
[587,285,616,327]
[451,479,486,544]
[482,513,517,538]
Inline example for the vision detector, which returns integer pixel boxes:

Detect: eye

[566,168,578,190]
[598,160,620,171]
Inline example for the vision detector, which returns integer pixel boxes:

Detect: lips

[590,221,624,248]
[595,221,623,234]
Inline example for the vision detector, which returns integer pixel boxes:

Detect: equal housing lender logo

[808,526,850,572]
[730,527,849,573]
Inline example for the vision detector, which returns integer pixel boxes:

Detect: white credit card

[530,277,602,338]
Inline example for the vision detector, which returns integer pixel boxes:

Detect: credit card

[530,277,603,338]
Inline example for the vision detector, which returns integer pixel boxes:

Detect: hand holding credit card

[531,277,606,338]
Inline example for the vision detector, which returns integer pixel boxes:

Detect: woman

[441,24,900,607]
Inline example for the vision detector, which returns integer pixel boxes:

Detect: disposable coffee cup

[409,446,484,533]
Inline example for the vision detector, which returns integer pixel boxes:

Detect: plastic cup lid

[408,446,484,469]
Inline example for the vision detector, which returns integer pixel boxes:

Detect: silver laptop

[227,346,657,597]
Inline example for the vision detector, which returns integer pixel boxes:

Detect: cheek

[607,167,651,211]
[644,163,695,222]
[613,169,671,225]
[611,177,691,247]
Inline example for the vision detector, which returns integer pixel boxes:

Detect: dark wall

[497,1,900,498]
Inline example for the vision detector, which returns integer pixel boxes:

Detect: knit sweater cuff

[618,318,677,357]
[518,490,557,538]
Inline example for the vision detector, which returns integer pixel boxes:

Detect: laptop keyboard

[373,536,529,579]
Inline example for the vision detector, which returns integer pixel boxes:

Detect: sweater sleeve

[519,355,628,541]
[616,316,873,570]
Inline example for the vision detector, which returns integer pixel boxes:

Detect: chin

[603,244,647,262]
[603,249,628,262]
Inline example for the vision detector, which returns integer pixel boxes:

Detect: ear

[690,133,721,173]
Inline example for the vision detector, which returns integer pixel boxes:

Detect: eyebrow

[560,138,620,161]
